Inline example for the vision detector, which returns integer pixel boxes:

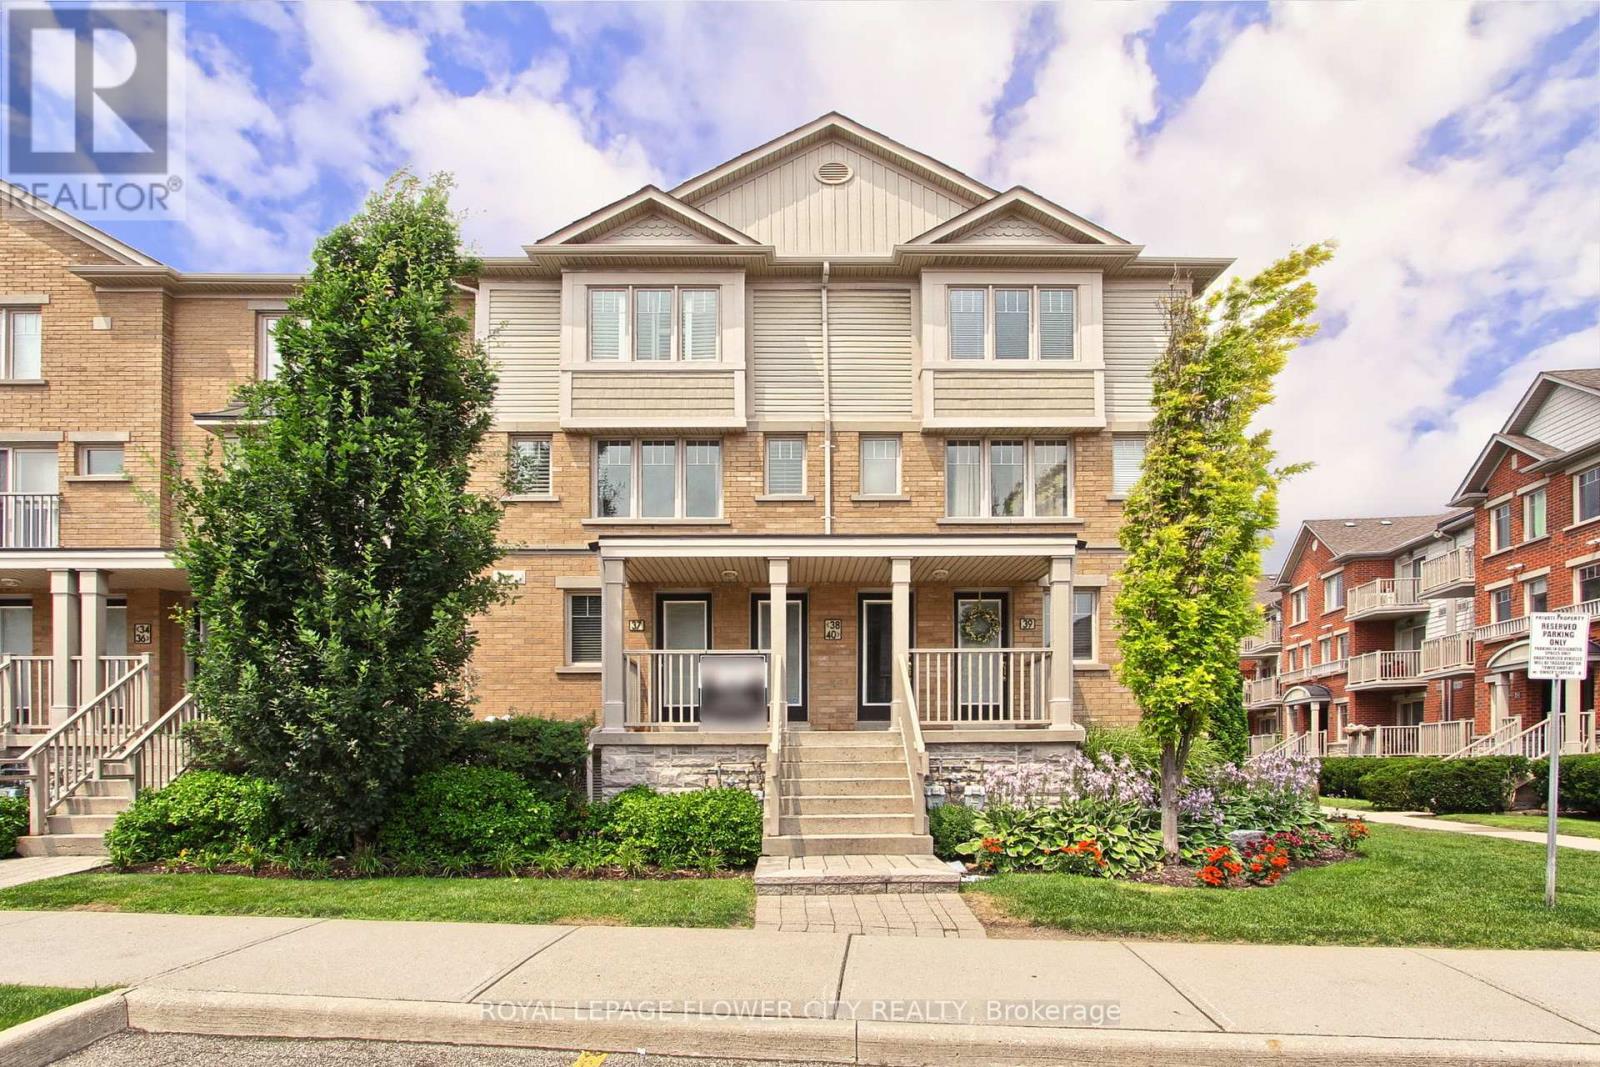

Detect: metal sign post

[1529,613,1591,908]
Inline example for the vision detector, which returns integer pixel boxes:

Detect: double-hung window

[508,435,552,495]
[1525,576,1549,614]
[945,439,1071,518]
[1322,572,1345,611]
[1071,589,1096,661]
[946,285,1076,361]
[1490,502,1512,551]
[1524,487,1548,540]
[1318,636,1331,663]
[258,312,285,380]
[1490,586,1513,623]
[1111,435,1146,497]
[1289,588,1308,625]
[764,436,806,496]
[1577,466,1600,524]
[589,286,719,361]
[594,439,721,519]
[566,593,602,666]
[1,308,41,380]
[1578,563,1600,605]
[859,435,901,496]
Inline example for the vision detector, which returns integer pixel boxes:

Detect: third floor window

[1490,501,1512,551]
[1,308,41,380]
[589,286,719,362]
[947,286,1076,361]
[945,439,1070,519]
[1578,466,1600,524]
[1524,487,1548,540]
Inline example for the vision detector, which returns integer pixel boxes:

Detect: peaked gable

[908,188,1129,247]
[0,179,159,266]
[532,187,758,247]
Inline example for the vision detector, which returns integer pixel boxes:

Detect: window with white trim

[1322,572,1345,611]
[945,439,1071,518]
[1525,576,1549,614]
[1,308,41,380]
[1333,633,1347,659]
[1524,487,1548,540]
[588,286,719,361]
[258,312,285,380]
[1578,563,1600,605]
[859,435,901,496]
[78,444,124,477]
[1111,434,1146,496]
[1317,635,1331,663]
[566,593,602,665]
[945,285,1077,361]
[1071,589,1096,661]
[594,439,721,519]
[764,436,806,496]
[1490,586,1513,622]
[1289,587,1308,625]
[1577,466,1600,524]
[1490,502,1512,551]
[508,435,552,495]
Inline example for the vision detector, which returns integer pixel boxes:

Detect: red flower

[982,836,1003,854]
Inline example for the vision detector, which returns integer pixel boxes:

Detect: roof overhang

[1449,433,1564,506]
[68,264,303,296]
[0,549,186,591]
[1281,684,1332,705]
[533,186,761,247]
[1,180,160,266]
[905,187,1130,246]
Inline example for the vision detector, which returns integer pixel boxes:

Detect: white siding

[487,287,560,419]
[1525,384,1600,451]
[691,139,976,257]
[828,289,915,418]
[751,288,824,418]
[1103,284,1170,422]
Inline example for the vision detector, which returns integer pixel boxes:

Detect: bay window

[945,439,1072,518]
[594,438,721,519]
[588,286,719,361]
[946,285,1076,361]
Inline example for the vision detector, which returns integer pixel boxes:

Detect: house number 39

[1018,617,1038,631]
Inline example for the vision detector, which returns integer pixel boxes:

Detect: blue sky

[17,1,1600,561]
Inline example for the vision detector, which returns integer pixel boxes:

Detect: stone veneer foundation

[924,740,1084,809]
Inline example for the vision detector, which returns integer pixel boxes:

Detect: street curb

[0,990,127,1067]
[119,987,1600,1066]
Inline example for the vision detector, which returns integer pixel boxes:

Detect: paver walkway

[753,854,958,894]
[0,854,105,889]
[1325,805,1600,851]
[754,892,984,938]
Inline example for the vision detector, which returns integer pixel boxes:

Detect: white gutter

[821,260,834,536]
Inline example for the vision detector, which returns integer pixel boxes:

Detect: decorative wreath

[959,603,1003,645]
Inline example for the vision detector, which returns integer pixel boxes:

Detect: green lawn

[0,874,754,928]
[0,985,111,1032]
[968,826,1600,949]
[1436,812,1600,840]
[1322,796,1374,810]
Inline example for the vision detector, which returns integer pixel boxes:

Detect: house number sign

[1018,617,1038,632]
[132,623,152,646]
[627,619,647,633]
[823,619,843,641]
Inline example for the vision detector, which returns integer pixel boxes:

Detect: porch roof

[0,550,188,592]
[597,533,1079,586]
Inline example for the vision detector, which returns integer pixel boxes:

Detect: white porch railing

[623,649,772,728]
[1248,733,1281,757]
[1280,658,1347,684]
[1421,633,1474,675]
[0,492,59,549]
[1,655,52,730]
[117,693,208,795]
[1475,615,1531,643]
[1241,619,1283,655]
[1347,578,1424,618]
[909,648,1050,726]
[23,655,152,834]
[895,655,929,835]
[762,651,784,838]
[1347,650,1423,688]
[1243,675,1280,707]
[1420,547,1474,596]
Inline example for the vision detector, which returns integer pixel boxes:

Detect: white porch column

[1047,555,1075,728]
[768,558,789,726]
[78,569,108,700]
[890,557,912,722]
[599,556,627,731]
[1564,677,1583,752]
[48,568,78,725]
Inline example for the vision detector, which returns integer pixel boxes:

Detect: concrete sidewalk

[1326,805,1600,851]
[5,909,1600,1065]
[0,855,106,889]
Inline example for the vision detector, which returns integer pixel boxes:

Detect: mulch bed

[116,860,750,881]
[1126,847,1360,889]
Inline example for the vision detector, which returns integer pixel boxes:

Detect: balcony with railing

[1474,598,1600,645]
[1243,675,1281,708]
[1420,632,1475,676]
[1240,619,1283,658]
[0,493,59,549]
[1280,658,1347,685]
[1345,578,1425,620]
[1419,547,1474,598]
[1346,649,1424,690]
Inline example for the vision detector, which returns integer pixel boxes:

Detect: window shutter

[766,437,805,495]
[681,290,718,360]
[1039,288,1075,360]
[1112,435,1146,495]
[589,290,625,360]
[948,289,985,359]
[568,594,602,664]
[633,289,672,360]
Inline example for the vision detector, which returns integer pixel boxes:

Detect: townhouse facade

[1,115,1234,850]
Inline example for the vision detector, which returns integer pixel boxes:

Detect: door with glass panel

[858,596,894,723]
[0,447,58,548]
[956,594,1008,721]
[655,595,710,724]
[752,595,806,723]
[0,600,37,725]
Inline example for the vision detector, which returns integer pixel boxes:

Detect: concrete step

[786,777,913,797]
[77,779,134,799]
[15,834,108,858]
[762,833,934,858]
[779,813,918,836]
[61,795,130,816]
[46,813,117,835]
[783,760,908,780]
[786,731,903,749]
[783,745,905,763]
[754,854,960,894]
[781,794,915,816]
[99,759,136,778]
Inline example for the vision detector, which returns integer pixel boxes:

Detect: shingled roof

[1300,513,1461,559]
[1546,368,1600,392]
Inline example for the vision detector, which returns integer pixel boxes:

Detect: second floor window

[1579,563,1600,605]
[1490,502,1512,551]
[1578,466,1600,524]
[1490,586,1513,622]
[595,438,721,519]
[1525,576,1549,614]
[1,308,41,380]
[508,435,552,495]
[764,436,805,496]
[947,286,1076,361]
[1112,435,1146,496]
[1524,488,1548,540]
[258,313,285,380]
[1318,636,1331,663]
[0,446,58,548]
[78,445,124,477]
[1072,589,1096,660]
[945,439,1070,518]
[566,593,602,665]
[1322,572,1345,611]
[860,435,901,495]
[589,286,719,362]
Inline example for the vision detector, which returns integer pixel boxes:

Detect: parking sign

[1529,613,1590,680]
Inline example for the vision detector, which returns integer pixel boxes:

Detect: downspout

[821,260,834,536]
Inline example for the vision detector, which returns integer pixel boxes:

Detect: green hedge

[1408,757,1529,814]
[929,803,976,861]
[1529,754,1600,814]
[1357,759,1439,810]
[377,766,558,867]
[0,794,26,858]
[105,771,290,867]
[449,717,589,803]
[598,787,761,869]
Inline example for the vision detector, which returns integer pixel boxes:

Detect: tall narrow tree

[175,174,505,845]
[1115,244,1332,858]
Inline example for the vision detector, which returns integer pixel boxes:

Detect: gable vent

[816,161,853,185]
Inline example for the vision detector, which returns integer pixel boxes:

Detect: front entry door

[956,593,1008,721]
[858,596,893,723]
[656,595,710,723]
[753,594,807,723]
